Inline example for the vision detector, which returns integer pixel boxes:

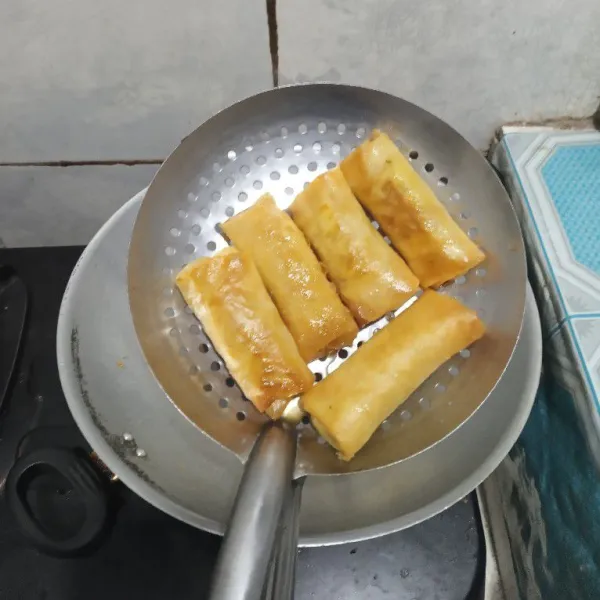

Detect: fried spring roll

[176,248,314,412]
[221,194,358,362]
[302,290,485,460]
[290,167,419,326]
[341,131,485,288]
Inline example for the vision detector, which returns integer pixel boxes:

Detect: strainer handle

[262,477,304,600]
[209,423,297,600]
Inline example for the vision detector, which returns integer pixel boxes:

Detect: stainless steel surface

[128,83,526,475]
[266,479,304,600]
[57,191,541,543]
[210,425,296,600]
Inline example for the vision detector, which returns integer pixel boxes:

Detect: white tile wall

[278,0,600,150]
[0,0,272,161]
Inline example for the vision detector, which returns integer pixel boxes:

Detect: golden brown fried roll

[341,131,485,288]
[302,290,485,460]
[290,167,419,326]
[221,194,358,362]
[176,247,314,412]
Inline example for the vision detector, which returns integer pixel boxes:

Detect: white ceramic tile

[0,0,271,161]
[278,0,600,150]
[0,165,158,247]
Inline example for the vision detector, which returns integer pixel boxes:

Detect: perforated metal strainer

[127,84,526,599]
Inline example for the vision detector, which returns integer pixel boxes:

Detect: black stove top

[0,246,483,600]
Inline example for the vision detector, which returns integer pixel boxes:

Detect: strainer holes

[460,349,471,359]
[438,177,449,186]
[179,346,188,356]
[314,372,323,382]
[184,306,193,315]
[184,243,195,254]
[424,163,434,173]
[327,162,336,170]
[214,223,221,233]
[238,192,248,202]
[307,161,318,172]
[289,165,299,174]
[165,246,176,256]
[225,377,235,388]
[301,415,311,425]
[381,420,391,431]
[468,227,479,239]
[187,192,197,203]
[281,126,289,138]
[245,144,253,152]
[203,383,213,392]
[298,123,308,135]
[177,210,187,219]
[199,176,209,187]
[459,212,469,220]
[337,124,346,134]
[293,143,303,153]
[211,192,221,203]
[170,227,181,237]
[319,356,328,362]
[449,365,460,376]
[338,348,349,359]
[409,150,419,160]
[332,143,341,154]
[191,224,201,235]
[419,397,431,410]
[189,365,198,375]
[475,267,487,278]
[213,162,222,173]
[260,131,270,142]
[240,165,250,175]
[274,147,284,158]
[270,171,281,180]
[318,122,327,133]
[225,177,235,188]
[256,155,267,166]
[225,206,235,217]
[303,182,310,190]
[211,361,221,371]
[201,207,211,218]
[400,410,412,421]
[253,180,263,190]
[455,275,466,285]
[227,150,237,161]
[435,383,446,393]
[219,398,228,409]
[450,192,460,202]
[356,127,366,138]
[372,220,380,230]
[357,341,364,348]
[164,307,175,318]
[285,187,294,196]
[236,411,246,421]
[189,324,200,334]
[312,141,322,153]
[207,241,217,251]
[199,343,209,353]
[169,327,178,337]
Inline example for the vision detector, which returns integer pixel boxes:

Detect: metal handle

[209,423,297,600]
[263,477,304,600]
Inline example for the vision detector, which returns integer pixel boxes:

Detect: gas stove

[0,246,483,600]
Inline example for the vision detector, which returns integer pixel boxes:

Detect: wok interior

[128,85,526,476]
